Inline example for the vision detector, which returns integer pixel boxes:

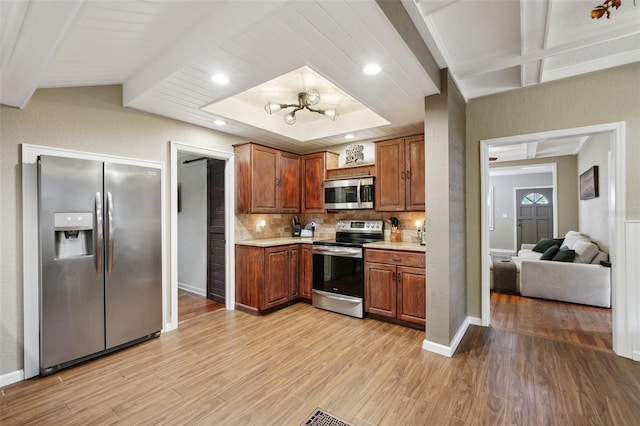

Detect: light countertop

[235,237,316,247]
[363,240,426,252]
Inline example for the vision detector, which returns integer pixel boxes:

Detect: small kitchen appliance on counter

[292,216,301,237]
[311,219,383,318]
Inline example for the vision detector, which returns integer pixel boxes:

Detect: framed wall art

[579,165,599,200]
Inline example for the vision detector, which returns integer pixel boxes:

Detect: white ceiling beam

[122,1,289,107]
[454,21,640,79]
[520,0,549,87]
[526,141,538,159]
[0,0,84,108]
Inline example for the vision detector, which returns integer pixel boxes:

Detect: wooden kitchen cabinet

[364,248,426,327]
[374,134,425,211]
[299,244,313,300]
[234,143,300,213]
[235,244,300,314]
[301,151,339,213]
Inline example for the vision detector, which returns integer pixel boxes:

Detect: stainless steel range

[312,220,384,318]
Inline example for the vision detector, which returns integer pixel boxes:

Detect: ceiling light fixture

[345,133,355,139]
[213,119,226,125]
[264,89,338,125]
[363,64,381,75]
[211,74,229,84]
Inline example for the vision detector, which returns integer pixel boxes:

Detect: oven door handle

[312,247,362,258]
[324,294,361,304]
[357,179,362,207]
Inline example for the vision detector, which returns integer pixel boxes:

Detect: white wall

[177,158,207,295]
[578,133,610,252]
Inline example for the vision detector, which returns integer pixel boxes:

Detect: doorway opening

[480,122,629,358]
[169,142,235,331]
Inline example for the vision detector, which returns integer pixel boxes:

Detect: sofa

[511,231,611,308]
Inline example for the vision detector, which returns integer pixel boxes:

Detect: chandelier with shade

[264,89,338,125]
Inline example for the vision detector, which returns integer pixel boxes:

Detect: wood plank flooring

[2,302,639,425]
[178,288,224,324]
[490,291,612,351]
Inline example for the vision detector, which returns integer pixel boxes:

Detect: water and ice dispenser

[54,212,94,259]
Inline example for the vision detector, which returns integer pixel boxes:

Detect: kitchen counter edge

[235,237,317,247]
[363,241,426,252]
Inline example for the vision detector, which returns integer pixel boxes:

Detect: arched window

[521,192,549,205]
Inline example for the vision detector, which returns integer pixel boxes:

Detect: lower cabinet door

[364,262,396,318]
[397,266,426,326]
[264,247,289,309]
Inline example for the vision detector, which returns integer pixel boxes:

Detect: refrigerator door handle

[95,192,104,275]
[106,191,114,274]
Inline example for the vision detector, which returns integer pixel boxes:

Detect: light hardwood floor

[178,289,224,324]
[2,303,639,425]
[490,291,613,351]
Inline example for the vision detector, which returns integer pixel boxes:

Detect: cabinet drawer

[365,249,425,268]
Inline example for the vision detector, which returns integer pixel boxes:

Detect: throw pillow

[563,231,586,249]
[532,238,557,253]
[552,248,576,262]
[572,240,600,263]
[540,244,560,260]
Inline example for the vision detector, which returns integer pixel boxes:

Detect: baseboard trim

[177,282,206,297]
[422,316,481,357]
[633,351,640,362]
[1,369,24,387]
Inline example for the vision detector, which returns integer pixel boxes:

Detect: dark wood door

[397,266,426,326]
[251,145,278,212]
[300,244,313,299]
[364,262,396,318]
[278,151,300,212]
[207,159,226,303]
[516,187,554,248]
[375,138,405,211]
[405,135,425,211]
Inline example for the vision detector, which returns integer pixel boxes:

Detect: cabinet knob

[392,256,401,262]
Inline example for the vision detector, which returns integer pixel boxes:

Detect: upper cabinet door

[375,138,406,211]
[234,143,301,214]
[278,151,300,213]
[405,134,425,211]
[301,151,339,213]
[251,145,279,212]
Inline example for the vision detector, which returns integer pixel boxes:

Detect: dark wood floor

[2,302,639,425]
[178,288,224,323]
[490,291,612,351]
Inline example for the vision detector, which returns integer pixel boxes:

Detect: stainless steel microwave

[324,177,374,210]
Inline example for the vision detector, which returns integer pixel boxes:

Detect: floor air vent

[301,408,354,426]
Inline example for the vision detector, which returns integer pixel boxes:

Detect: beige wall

[0,85,246,375]
[490,155,579,240]
[466,62,640,318]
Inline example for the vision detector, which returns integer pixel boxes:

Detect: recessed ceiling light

[211,74,229,84]
[363,64,381,75]
[345,134,355,139]
[213,119,226,126]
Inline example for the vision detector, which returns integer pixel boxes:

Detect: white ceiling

[2,0,638,154]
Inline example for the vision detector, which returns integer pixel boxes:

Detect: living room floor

[490,291,612,351]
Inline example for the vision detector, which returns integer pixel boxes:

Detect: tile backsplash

[235,211,426,242]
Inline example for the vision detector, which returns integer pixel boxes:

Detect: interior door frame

[169,141,235,332]
[480,122,630,359]
[513,185,555,250]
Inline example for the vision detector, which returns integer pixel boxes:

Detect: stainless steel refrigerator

[38,155,162,374]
